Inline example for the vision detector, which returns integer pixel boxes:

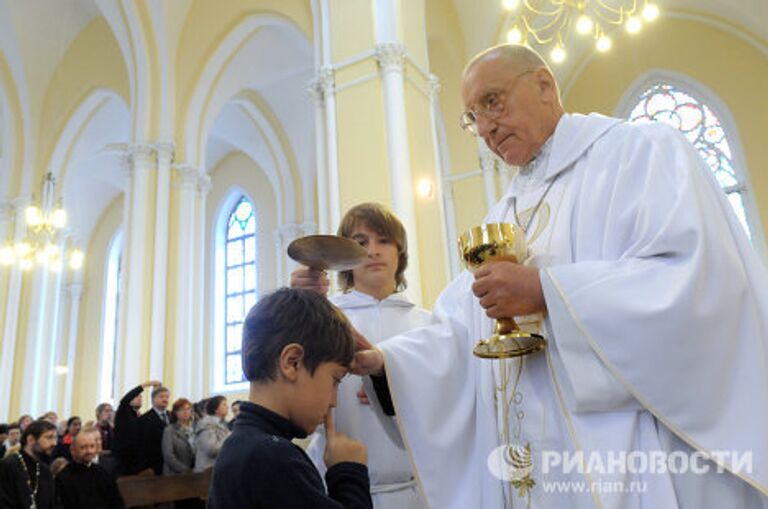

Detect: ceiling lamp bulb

[626,16,642,34]
[25,206,42,226]
[596,35,612,52]
[642,3,660,22]
[52,208,67,229]
[502,0,520,11]
[0,246,14,265]
[575,15,594,35]
[506,26,524,44]
[550,46,566,63]
[69,249,84,270]
[15,242,31,256]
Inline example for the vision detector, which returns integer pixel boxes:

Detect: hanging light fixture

[502,0,660,63]
[0,172,83,272]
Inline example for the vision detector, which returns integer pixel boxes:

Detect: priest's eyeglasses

[459,70,534,136]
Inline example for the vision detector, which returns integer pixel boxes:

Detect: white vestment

[307,290,432,509]
[378,113,768,508]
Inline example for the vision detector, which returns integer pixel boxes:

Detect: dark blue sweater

[208,402,372,509]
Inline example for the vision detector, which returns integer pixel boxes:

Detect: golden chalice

[458,223,546,359]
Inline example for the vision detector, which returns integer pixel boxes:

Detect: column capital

[197,173,212,197]
[317,66,335,95]
[428,74,441,99]
[0,198,14,221]
[307,78,325,106]
[375,43,406,73]
[479,150,497,173]
[173,164,200,190]
[301,222,318,236]
[274,223,302,244]
[64,283,84,301]
[154,141,175,164]
[129,143,155,167]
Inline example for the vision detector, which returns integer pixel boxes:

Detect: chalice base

[473,332,546,359]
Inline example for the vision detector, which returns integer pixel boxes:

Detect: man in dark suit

[112,380,160,475]
[138,386,171,475]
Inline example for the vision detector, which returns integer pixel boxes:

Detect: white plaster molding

[375,43,407,73]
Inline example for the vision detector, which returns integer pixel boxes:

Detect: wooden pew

[117,468,212,508]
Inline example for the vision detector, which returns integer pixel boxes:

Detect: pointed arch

[616,69,767,258]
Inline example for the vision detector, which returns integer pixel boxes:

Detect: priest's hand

[324,412,367,467]
[471,261,546,318]
[350,328,385,377]
[290,266,329,296]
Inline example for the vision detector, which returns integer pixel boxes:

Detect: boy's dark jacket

[208,401,372,509]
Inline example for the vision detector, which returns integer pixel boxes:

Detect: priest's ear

[278,343,305,381]
[532,68,560,105]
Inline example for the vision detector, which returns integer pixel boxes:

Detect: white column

[275,223,302,285]
[20,266,51,416]
[193,173,211,401]
[120,143,154,394]
[0,198,24,420]
[62,283,83,417]
[42,243,66,412]
[479,144,498,210]
[114,153,132,400]
[319,67,341,231]
[428,75,460,279]
[308,79,329,234]
[149,142,174,380]
[172,164,198,398]
[375,42,423,304]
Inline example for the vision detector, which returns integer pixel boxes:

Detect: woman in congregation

[162,398,196,474]
[193,395,230,472]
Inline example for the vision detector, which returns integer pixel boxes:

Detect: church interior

[0,0,766,501]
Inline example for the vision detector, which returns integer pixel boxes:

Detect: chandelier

[0,172,83,272]
[501,0,660,63]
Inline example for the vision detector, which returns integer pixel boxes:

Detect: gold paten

[287,235,367,271]
[458,223,547,359]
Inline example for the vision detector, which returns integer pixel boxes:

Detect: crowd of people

[0,386,242,508]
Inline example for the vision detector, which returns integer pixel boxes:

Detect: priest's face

[31,430,57,458]
[71,431,98,464]
[462,57,559,166]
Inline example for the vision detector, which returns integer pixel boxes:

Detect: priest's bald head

[461,44,565,166]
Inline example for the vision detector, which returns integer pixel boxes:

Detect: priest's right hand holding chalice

[461,223,547,359]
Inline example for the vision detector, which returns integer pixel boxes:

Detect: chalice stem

[496,317,519,335]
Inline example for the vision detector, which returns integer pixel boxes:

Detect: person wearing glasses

[351,43,768,508]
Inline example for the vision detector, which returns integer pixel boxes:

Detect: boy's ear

[279,343,305,382]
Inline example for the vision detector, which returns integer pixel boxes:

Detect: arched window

[627,82,754,238]
[216,196,258,389]
[99,229,122,403]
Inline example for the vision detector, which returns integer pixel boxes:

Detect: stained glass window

[628,82,752,238]
[224,197,258,385]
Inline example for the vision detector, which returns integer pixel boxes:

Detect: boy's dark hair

[22,419,57,446]
[336,203,408,292]
[241,288,355,382]
[8,423,20,432]
[205,396,226,416]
